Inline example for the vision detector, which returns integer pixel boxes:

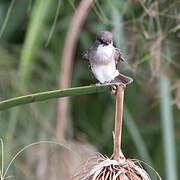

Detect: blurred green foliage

[0,0,180,179]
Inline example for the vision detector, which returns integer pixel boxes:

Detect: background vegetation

[0,0,179,179]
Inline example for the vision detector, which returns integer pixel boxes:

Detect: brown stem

[113,83,126,162]
[56,0,94,141]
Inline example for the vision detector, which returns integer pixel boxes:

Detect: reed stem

[113,83,126,161]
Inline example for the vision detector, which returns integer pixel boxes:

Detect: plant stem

[0,0,15,39]
[19,0,53,84]
[56,0,94,140]
[159,75,177,180]
[0,84,115,111]
[113,83,125,161]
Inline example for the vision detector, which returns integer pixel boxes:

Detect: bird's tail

[111,73,133,85]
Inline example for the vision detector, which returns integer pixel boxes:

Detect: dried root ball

[70,154,161,180]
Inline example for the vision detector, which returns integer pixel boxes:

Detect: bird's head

[96,31,113,46]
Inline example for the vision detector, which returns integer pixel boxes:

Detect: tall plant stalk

[57,0,94,140]
[113,83,125,161]
[19,0,53,83]
[159,75,177,180]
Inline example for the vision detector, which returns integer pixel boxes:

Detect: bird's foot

[90,81,115,89]
[90,82,103,88]
[111,82,126,95]
[111,85,117,95]
[90,81,113,88]
[103,81,111,84]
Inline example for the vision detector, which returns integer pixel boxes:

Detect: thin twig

[113,83,126,162]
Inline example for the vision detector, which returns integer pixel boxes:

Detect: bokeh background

[0,0,179,179]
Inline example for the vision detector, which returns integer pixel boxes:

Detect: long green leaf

[19,0,53,84]
[159,75,177,180]
[124,106,153,165]
[45,0,62,47]
[0,84,114,111]
[0,0,15,39]
[0,139,4,179]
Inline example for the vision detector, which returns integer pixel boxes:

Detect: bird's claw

[90,83,103,88]
[111,85,117,95]
[111,83,126,95]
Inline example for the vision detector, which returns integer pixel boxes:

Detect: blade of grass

[3,140,80,179]
[0,0,15,39]
[28,0,32,13]
[124,106,153,165]
[124,106,154,177]
[110,0,130,71]
[19,0,53,84]
[45,0,62,47]
[0,139,4,179]
[0,0,28,42]
[92,0,110,25]
[159,75,177,180]
[0,84,115,111]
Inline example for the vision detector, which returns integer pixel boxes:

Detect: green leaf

[159,75,178,180]
[19,0,54,84]
[0,84,115,111]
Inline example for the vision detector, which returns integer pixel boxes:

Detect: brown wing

[82,49,89,60]
[114,48,127,64]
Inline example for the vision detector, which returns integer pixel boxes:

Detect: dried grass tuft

[70,154,161,180]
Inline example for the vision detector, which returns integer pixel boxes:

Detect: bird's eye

[97,38,104,44]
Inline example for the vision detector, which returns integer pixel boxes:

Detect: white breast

[89,43,119,83]
[91,60,119,83]
[94,44,114,64]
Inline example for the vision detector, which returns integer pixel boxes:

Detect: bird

[82,31,133,85]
